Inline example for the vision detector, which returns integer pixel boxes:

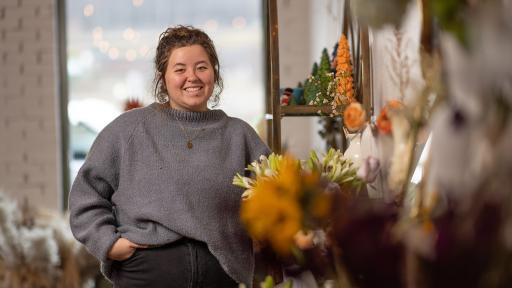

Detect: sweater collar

[150,102,227,123]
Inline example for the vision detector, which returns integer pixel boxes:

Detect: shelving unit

[264,0,373,154]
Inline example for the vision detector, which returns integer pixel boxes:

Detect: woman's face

[164,44,215,112]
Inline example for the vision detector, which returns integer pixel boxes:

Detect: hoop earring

[157,93,169,104]
[209,86,221,107]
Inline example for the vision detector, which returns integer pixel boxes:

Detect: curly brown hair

[153,25,223,106]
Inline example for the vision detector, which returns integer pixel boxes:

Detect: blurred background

[0,0,338,212]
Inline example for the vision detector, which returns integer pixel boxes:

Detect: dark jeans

[111,238,238,288]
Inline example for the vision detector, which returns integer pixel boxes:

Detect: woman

[69,25,270,288]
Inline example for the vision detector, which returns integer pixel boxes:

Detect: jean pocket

[120,248,139,264]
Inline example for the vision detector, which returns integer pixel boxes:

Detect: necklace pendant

[187,141,193,149]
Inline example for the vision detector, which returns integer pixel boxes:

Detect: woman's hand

[107,238,148,261]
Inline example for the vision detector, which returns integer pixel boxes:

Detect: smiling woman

[65,0,265,191]
[68,25,271,288]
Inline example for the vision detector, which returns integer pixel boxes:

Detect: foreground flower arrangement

[234,149,368,286]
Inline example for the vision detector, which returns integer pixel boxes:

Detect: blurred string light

[92,26,103,41]
[84,7,152,61]
[83,4,94,17]
[125,49,137,61]
[99,41,110,53]
[204,19,219,32]
[123,28,137,41]
[108,47,119,60]
[232,16,247,29]
[132,0,144,7]
[139,46,150,57]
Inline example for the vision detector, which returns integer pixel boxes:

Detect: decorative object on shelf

[304,49,337,107]
[292,82,305,105]
[342,102,369,169]
[333,34,355,114]
[291,33,355,121]
[330,42,339,74]
[280,88,293,106]
[343,129,363,168]
[302,63,319,107]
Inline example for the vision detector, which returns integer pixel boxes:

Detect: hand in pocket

[108,238,148,261]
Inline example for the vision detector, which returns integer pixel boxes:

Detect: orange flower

[376,107,392,134]
[376,99,404,134]
[387,99,403,109]
[343,102,367,132]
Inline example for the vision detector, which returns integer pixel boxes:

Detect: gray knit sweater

[69,102,270,286]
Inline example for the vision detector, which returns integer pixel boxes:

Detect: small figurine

[280,87,293,106]
[292,82,305,105]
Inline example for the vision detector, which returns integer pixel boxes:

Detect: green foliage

[319,48,331,76]
[311,62,319,76]
[260,276,274,288]
[430,0,468,47]
[304,49,336,106]
[305,148,363,189]
[259,276,292,288]
[304,62,319,104]
[303,77,318,105]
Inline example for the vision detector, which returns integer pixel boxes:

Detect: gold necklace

[173,114,206,149]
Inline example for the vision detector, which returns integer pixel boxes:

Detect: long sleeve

[69,126,122,262]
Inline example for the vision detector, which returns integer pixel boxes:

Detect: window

[65,0,265,183]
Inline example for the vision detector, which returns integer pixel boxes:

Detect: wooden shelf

[280,105,337,117]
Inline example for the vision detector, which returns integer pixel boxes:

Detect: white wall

[0,0,61,210]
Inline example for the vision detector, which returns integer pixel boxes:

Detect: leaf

[261,276,275,288]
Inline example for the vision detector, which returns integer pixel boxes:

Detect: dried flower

[0,192,98,288]
[376,100,404,135]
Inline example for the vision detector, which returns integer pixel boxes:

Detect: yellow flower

[240,155,337,256]
[240,155,304,256]
[277,156,302,198]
